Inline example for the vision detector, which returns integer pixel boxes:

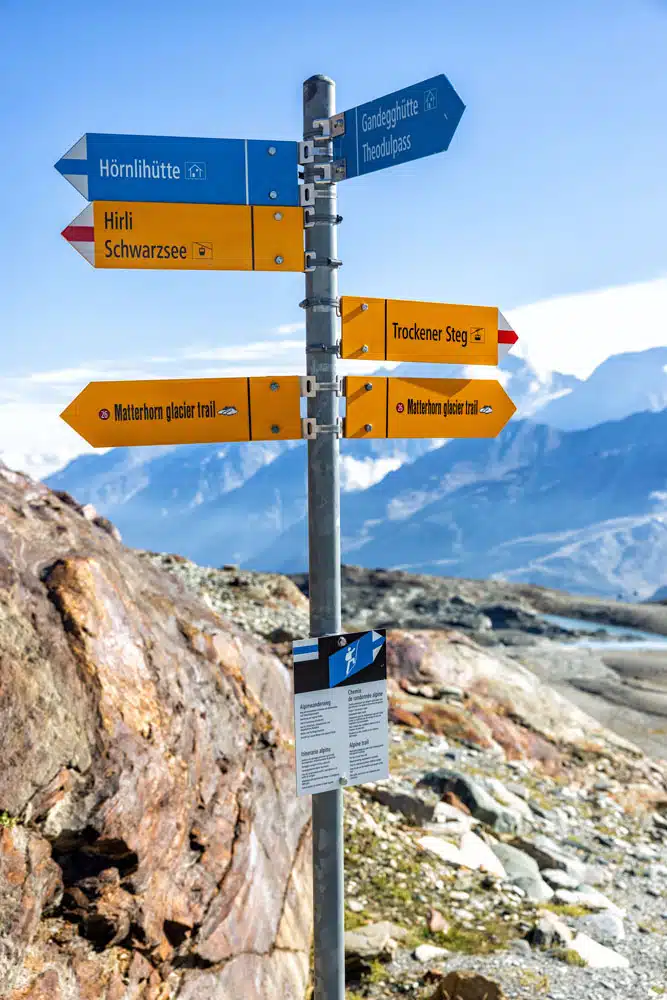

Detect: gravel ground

[344,729,667,999]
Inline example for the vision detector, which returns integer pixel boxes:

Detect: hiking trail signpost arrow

[56,70,518,1000]
[60,376,303,447]
[324,74,465,181]
[345,376,517,439]
[340,295,518,366]
[55,133,300,206]
[61,202,305,272]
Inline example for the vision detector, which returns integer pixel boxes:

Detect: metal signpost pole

[302,74,345,1000]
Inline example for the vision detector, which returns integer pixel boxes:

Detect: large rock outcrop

[0,465,311,999]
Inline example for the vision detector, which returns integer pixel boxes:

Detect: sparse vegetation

[553,946,587,967]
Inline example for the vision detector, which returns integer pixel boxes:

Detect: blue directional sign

[55,133,299,207]
[331,74,465,180]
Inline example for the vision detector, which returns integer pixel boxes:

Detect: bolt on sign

[344,376,517,439]
[60,377,303,447]
[61,202,305,272]
[340,296,518,366]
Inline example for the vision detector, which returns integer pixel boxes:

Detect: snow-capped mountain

[255,410,667,598]
[42,347,667,597]
[534,347,667,430]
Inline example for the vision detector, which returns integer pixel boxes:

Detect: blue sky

[1,0,667,466]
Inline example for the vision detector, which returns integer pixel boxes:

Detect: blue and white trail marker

[292,629,388,796]
[55,133,299,206]
[330,74,465,180]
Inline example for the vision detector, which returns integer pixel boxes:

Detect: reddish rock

[388,698,424,729]
[387,629,610,762]
[0,465,311,998]
[8,970,62,1000]
[442,791,472,816]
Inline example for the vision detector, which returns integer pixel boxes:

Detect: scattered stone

[429,970,506,999]
[482,777,534,822]
[511,834,587,881]
[427,908,450,935]
[417,836,464,867]
[541,867,581,890]
[347,899,364,913]
[418,770,524,834]
[568,931,630,969]
[344,921,408,974]
[414,943,449,962]
[362,779,439,826]
[554,887,624,915]
[527,911,573,948]
[458,831,507,878]
[513,874,553,903]
[581,910,625,945]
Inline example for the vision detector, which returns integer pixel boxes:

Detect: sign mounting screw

[267,146,277,155]
[275,255,284,265]
[271,424,280,434]
[270,381,279,391]
[364,424,373,432]
[364,382,373,391]
[361,303,369,311]
[273,211,283,221]
[361,345,369,354]
[269,190,278,199]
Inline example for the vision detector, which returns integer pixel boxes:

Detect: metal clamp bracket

[312,162,335,182]
[303,206,343,228]
[299,183,315,207]
[304,253,342,270]
[299,295,340,312]
[302,417,343,440]
[304,341,341,355]
[309,113,345,140]
[299,375,343,398]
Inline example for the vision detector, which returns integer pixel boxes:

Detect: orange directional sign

[340,296,518,365]
[345,376,516,439]
[61,376,303,447]
[62,202,305,272]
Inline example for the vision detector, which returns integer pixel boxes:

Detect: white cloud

[506,275,667,379]
[273,322,306,335]
[183,339,303,362]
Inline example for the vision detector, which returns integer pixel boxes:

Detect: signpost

[293,629,388,797]
[56,69,518,1000]
[329,75,465,181]
[62,202,304,272]
[341,295,518,366]
[60,376,303,446]
[345,376,517,439]
[56,133,299,206]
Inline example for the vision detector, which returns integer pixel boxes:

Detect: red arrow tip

[62,224,94,243]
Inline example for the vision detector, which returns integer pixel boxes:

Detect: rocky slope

[4,465,667,999]
[149,551,667,997]
[0,465,311,1000]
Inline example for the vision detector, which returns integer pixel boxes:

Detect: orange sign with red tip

[61,201,305,272]
[340,296,518,365]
